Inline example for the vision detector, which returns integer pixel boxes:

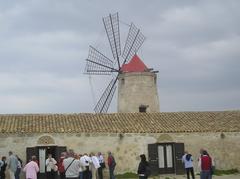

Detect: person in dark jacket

[137,154,150,179]
[0,156,7,179]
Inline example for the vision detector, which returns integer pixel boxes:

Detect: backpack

[111,156,116,167]
[145,165,151,177]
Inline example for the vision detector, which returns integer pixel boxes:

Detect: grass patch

[213,169,239,176]
[115,172,138,179]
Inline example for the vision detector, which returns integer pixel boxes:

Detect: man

[7,151,18,179]
[80,153,91,179]
[107,152,116,179]
[63,149,82,179]
[182,151,195,179]
[97,152,105,179]
[45,154,57,179]
[89,152,100,179]
[23,155,39,179]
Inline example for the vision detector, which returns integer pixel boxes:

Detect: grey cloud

[0,0,239,113]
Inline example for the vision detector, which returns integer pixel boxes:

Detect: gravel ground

[151,174,240,179]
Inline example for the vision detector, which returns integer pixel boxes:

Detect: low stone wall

[0,131,239,178]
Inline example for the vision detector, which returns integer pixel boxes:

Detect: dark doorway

[26,145,67,179]
[148,143,184,175]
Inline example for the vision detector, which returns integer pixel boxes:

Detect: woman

[199,150,213,179]
[58,152,66,179]
[15,155,23,179]
[137,154,150,179]
[23,155,39,179]
[182,151,195,179]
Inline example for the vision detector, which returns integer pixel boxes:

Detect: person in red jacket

[58,152,66,179]
[107,152,116,179]
[198,150,212,179]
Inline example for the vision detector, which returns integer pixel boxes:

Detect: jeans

[109,167,115,179]
[79,172,83,179]
[186,167,195,179]
[83,167,91,179]
[200,170,212,179]
[46,171,55,179]
[60,172,66,179]
[15,168,21,179]
[98,167,103,179]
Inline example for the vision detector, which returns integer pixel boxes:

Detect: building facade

[0,111,240,179]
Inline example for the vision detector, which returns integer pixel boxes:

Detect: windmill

[84,12,145,113]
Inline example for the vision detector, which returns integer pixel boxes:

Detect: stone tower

[118,55,160,113]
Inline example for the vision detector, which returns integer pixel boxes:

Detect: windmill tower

[84,13,159,113]
[118,55,159,112]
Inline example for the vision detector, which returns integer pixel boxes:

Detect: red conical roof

[121,55,147,72]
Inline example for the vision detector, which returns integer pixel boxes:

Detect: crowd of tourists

[0,150,116,179]
[1,148,214,179]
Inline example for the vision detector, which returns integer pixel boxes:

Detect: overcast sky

[0,0,240,114]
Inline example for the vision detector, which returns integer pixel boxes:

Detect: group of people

[1,149,214,179]
[182,149,215,179]
[23,149,116,179]
[136,148,215,179]
[0,151,23,179]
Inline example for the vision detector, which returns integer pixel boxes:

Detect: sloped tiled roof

[121,55,147,72]
[0,111,239,133]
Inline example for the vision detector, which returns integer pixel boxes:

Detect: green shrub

[115,172,138,179]
[213,169,239,176]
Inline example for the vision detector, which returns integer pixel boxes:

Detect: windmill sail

[84,13,146,113]
[103,13,121,68]
[122,23,145,63]
[85,46,118,75]
[94,77,117,113]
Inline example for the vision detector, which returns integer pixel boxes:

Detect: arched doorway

[26,135,67,179]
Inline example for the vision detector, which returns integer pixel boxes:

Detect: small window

[121,78,125,85]
[139,105,148,113]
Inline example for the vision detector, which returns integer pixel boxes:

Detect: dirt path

[152,174,240,179]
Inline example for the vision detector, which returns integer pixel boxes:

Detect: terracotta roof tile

[0,111,239,133]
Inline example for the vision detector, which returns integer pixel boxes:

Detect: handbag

[100,162,106,169]
[53,165,58,172]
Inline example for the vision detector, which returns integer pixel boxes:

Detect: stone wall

[0,132,239,178]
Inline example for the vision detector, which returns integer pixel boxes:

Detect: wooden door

[148,143,158,176]
[26,147,37,163]
[174,143,185,174]
[158,144,174,174]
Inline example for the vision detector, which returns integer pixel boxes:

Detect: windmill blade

[94,77,117,113]
[122,23,145,63]
[103,12,121,68]
[84,46,118,75]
